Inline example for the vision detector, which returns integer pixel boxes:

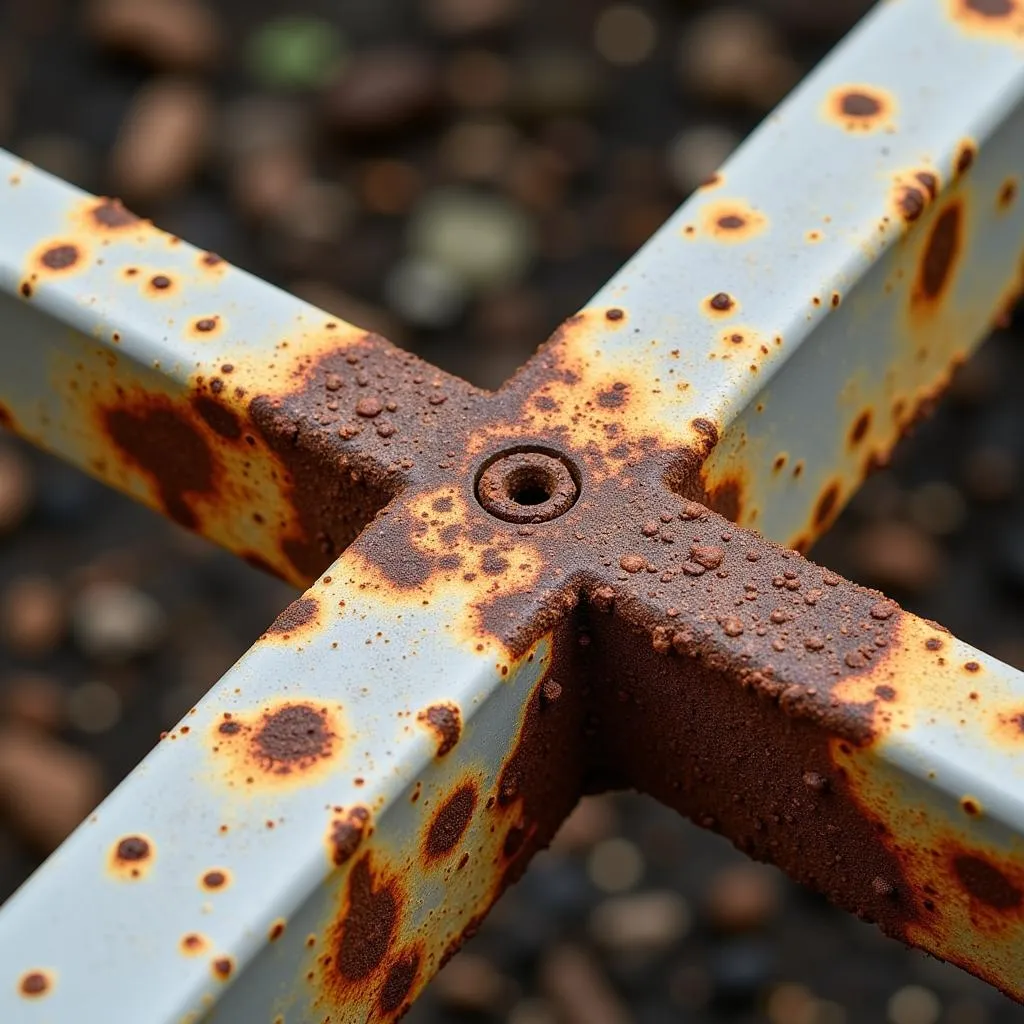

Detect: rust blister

[109,834,156,881]
[823,85,897,133]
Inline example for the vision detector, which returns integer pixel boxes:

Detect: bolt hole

[476,448,579,524]
[506,468,553,506]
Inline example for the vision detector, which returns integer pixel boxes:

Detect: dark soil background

[1,0,1023,1021]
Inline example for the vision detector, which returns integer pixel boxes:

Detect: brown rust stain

[180,933,208,956]
[424,782,478,861]
[191,392,243,442]
[264,596,320,638]
[998,178,1018,211]
[692,201,767,242]
[823,85,896,132]
[210,701,343,788]
[188,315,224,339]
[418,703,462,757]
[814,481,842,529]
[201,869,230,891]
[378,948,421,1017]
[87,197,141,231]
[949,0,1023,37]
[701,475,744,524]
[109,834,155,880]
[849,410,872,448]
[955,140,977,177]
[704,292,738,317]
[269,919,286,941]
[912,202,964,311]
[211,956,235,981]
[34,241,85,274]
[328,806,371,867]
[18,971,53,998]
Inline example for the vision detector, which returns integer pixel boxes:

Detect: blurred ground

[1,0,1023,1021]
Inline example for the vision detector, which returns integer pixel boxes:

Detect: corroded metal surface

[3,0,1024,1020]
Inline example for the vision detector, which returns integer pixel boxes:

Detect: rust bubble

[110,834,154,879]
[194,316,219,333]
[379,951,420,1016]
[700,201,767,242]
[149,274,173,292]
[605,307,625,321]
[330,806,371,866]
[706,292,736,315]
[40,244,81,271]
[915,203,962,305]
[91,198,139,229]
[955,140,977,176]
[269,919,286,941]
[19,281,32,298]
[265,596,319,637]
[425,782,477,861]
[180,933,206,955]
[18,971,52,998]
[954,854,1021,909]
[898,186,926,222]
[915,171,939,199]
[418,703,462,757]
[253,703,334,774]
[961,797,982,817]
[964,0,1015,16]
[201,869,229,891]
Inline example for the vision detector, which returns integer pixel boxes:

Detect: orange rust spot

[109,834,155,880]
[949,0,1022,37]
[424,782,478,861]
[704,292,737,317]
[999,178,1018,210]
[89,198,141,231]
[961,797,983,817]
[697,201,767,242]
[329,806,371,867]
[201,868,230,891]
[813,482,841,529]
[211,700,343,789]
[269,919,286,942]
[849,410,872,448]
[912,202,963,310]
[418,703,462,757]
[211,956,234,981]
[806,230,823,243]
[823,85,896,133]
[180,933,208,956]
[955,140,977,176]
[34,241,85,274]
[264,596,319,639]
[18,971,53,998]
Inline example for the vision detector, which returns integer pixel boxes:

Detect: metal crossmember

[3,1,1024,1020]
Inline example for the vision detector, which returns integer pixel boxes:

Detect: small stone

[541,946,631,1024]
[0,576,65,658]
[512,49,605,119]
[324,47,441,136]
[384,258,468,330]
[551,795,618,852]
[244,17,345,90]
[690,543,724,569]
[1,675,64,733]
[66,681,123,734]
[355,397,384,419]
[407,188,536,292]
[705,863,781,932]
[0,442,33,535]
[589,891,691,952]
[111,78,213,204]
[887,985,941,1024]
[720,616,744,637]
[433,952,508,1012]
[71,581,167,663]
[85,0,221,72]
[438,119,519,182]
[666,125,740,195]
[678,8,800,111]
[619,555,647,574]
[587,837,644,893]
[851,521,942,594]
[0,727,103,852]
[424,0,519,36]
[963,445,1017,502]
[594,4,657,67]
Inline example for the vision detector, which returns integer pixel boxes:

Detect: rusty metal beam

[3,0,1024,1020]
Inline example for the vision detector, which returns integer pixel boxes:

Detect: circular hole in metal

[475,448,580,524]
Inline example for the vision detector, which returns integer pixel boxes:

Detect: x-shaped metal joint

[4,1,1024,1021]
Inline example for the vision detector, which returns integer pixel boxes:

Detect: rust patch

[265,596,319,637]
[329,806,371,866]
[36,242,83,273]
[814,482,842,529]
[425,782,478,861]
[322,854,402,1001]
[211,701,342,788]
[912,203,963,310]
[90,198,140,230]
[849,411,872,448]
[379,949,421,1017]
[418,703,462,757]
[18,971,53,998]
[191,393,243,441]
[101,397,216,530]
[949,0,1022,36]
[109,834,155,880]
[953,853,1022,912]
[824,85,895,133]
[702,476,744,524]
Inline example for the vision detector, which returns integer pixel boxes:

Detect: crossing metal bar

[2,0,1024,1020]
